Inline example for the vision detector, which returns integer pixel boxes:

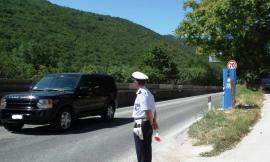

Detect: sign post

[223,60,237,110]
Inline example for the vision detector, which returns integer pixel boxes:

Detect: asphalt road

[0,93,222,162]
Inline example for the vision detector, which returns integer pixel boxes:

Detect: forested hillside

[0,0,222,85]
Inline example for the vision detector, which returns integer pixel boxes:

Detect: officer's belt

[134,118,148,122]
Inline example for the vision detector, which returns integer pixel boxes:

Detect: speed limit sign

[227,60,237,69]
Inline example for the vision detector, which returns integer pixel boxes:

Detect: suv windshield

[32,75,80,91]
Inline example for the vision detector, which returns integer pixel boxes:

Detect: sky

[48,0,186,35]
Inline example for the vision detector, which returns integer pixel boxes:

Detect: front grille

[6,100,37,109]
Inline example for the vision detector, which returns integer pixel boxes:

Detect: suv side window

[79,76,90,88]
[78,75,93,95]
[88,75,106,96]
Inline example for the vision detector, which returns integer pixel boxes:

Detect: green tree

[0,53,36,79]
[139,46,179,84]
[178,56,223,85]
[176,0,270,82]
[80,65,101,73]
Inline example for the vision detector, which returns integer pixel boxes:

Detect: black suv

[0,73,118,132]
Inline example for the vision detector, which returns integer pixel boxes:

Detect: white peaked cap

[132,71,149,80]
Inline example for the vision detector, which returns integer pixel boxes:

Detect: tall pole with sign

[223,60,237,110]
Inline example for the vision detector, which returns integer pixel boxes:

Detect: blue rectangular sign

[223,68,237,110]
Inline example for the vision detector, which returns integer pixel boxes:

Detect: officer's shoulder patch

[140,89,149,96]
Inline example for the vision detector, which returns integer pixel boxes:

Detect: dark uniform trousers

[133,121,153,162]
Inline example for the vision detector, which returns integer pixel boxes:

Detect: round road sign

[227,60,237,69]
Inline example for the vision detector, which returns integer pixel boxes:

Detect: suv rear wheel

[51,108,73,131]
[3,122,24,132]
[101,104,115,121]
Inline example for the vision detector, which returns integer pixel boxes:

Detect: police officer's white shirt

[132,87,156,119]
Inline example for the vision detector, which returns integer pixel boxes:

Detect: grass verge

[188,84,264,156]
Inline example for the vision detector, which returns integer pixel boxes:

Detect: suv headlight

[37,99,53,109]
[0,98,6,109]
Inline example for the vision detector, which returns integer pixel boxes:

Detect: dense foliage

[178,56,223,85]
[139,46,179,84]
[0,0,222,85]
[176,0,270,82]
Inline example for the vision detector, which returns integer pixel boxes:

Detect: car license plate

[12,115,23,120]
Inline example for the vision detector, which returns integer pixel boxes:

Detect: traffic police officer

[132,71,158,162]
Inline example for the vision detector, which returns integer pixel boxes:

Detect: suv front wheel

[101,104,115,121]
[51,108,73,131]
